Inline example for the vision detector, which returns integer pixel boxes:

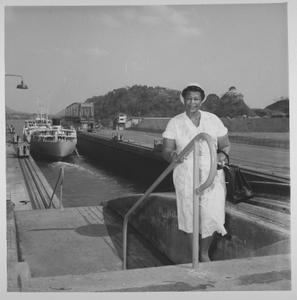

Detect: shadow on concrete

[75,224,121,237]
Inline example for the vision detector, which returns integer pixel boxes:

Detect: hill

[265,99,289,116]
[85,85,183,122]
[201,91,257,118]
[251,98,289,118]
[85,85,262,123]
[5,106,35,119]
[5,106,21,114]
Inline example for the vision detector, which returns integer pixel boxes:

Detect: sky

[3,0,292,115]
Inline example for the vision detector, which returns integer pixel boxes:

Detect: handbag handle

[217,149,230,164]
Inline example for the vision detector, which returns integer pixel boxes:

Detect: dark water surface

[35,154,149,207]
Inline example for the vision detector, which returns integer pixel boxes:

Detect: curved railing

[122,132,217,270]
[47,168,64,209]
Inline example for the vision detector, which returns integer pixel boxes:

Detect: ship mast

[46,91,49,122]
[37,96,40,120]
[40,98,43,120]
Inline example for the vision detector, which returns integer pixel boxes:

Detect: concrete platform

[11,203,293,292]
[11,201,292,292]
[5,133,293,293]
[22,254,292,292]
[15,205,171,279]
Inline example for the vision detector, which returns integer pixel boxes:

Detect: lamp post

[5,74,28,89]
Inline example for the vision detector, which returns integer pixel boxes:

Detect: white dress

[162,111,228,238]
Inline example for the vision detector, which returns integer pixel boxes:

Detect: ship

[29,125,77,160]
[23,117,52,143]
[22,94,77,160]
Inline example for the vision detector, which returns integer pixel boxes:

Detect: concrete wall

[129,117,289,133]
[221,117,289,132]
[105,193,290,264]
[105,193,191,264]
[228,135,289,149]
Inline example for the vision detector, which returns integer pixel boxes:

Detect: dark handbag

[218,150,254,204]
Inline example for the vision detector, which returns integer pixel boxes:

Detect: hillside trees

[84,85,289,122]
[85,85,183,121]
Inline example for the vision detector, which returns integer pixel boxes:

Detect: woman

[162,83,231,262]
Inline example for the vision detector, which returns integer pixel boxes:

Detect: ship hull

[30,140,76,160]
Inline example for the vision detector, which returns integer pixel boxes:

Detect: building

[113,113,127,130]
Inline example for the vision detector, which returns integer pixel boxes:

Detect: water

[6,119,149,207]
[34,154,148,207]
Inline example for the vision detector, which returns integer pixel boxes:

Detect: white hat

[180,83,205,104]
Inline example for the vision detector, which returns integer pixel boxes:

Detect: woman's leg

[187,232,215,262]
[200,233,215,262]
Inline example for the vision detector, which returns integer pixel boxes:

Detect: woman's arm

[162,138,178,163]
[217,133,231,163]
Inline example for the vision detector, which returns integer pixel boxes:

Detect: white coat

[162,111,228,237]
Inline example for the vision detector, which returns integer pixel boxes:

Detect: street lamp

[5,74,28,89]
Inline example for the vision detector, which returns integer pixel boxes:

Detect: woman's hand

[217,134,231,169]
[217,152,227,169]
[217,152,227,163]
[171,150,186,164]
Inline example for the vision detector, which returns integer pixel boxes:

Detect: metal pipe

[192,133,217,269]
[19,158,44,209]
[195,134,217,195]
[192,139,200,268]
[59,168,64,209]
[48,168,64,209]
[23,158,48,208]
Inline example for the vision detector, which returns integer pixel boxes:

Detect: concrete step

[22,254,291,292]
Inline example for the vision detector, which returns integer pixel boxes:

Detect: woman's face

[184,91,203,116]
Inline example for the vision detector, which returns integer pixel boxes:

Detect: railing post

[59,168,64,209]
[193,139,200,268]
[48,167,64,209]
[192,133,217,269]
[123,222,128,270]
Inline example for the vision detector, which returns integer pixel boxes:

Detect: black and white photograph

[3,0,296,298]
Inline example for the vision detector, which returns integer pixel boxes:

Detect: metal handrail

[122,132,217,270]
[47,168,64,209]
[192,137,217,268]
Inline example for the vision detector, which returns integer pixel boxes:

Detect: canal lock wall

[105,193,290,265]
[76,132,174,191]
[76,132,290,264]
